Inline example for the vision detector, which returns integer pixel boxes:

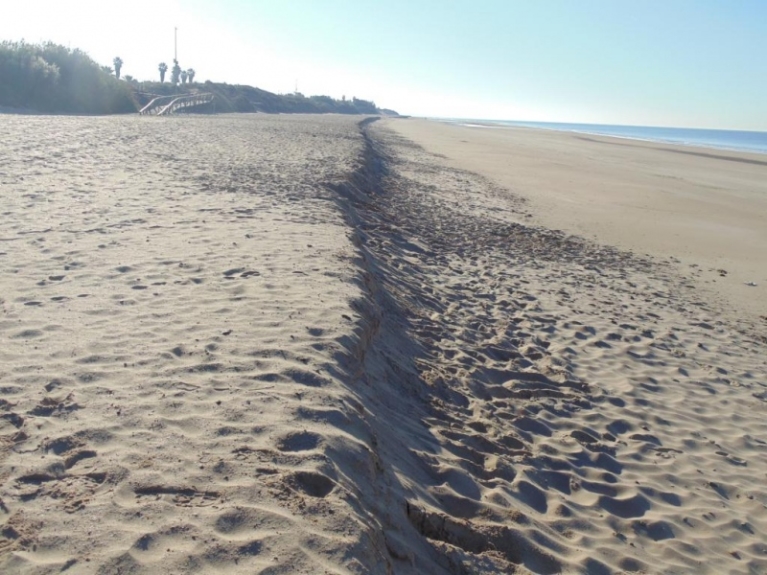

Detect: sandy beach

[388,120,767,320]
[1,113,766,574]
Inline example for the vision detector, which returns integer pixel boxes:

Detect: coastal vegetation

[0,40,396,116]
[135,80,384,115]
[0,40,136,114]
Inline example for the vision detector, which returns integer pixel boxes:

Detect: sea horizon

[434,118,767,155]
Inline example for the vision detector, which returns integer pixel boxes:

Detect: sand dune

[1,114,766,574]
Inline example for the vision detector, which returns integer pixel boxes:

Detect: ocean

[440,119,767,155]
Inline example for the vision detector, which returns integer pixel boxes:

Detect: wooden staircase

[139,92,214,116]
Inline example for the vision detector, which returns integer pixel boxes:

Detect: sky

[2,0,766,129]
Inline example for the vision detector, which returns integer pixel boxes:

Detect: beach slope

[388,119,767,319]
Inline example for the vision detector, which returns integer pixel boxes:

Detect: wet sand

[1,113,766,574]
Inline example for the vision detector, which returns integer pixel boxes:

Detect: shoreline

[430,118,767,156]
[387,117,767,321]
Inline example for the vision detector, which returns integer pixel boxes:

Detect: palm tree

[171,59,181,85]
[158,62,168,83]
[180,70,188,84]
[187,68,195,83]
[113,57,123,79]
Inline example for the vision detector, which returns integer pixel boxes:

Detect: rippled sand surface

[1,114,766,574]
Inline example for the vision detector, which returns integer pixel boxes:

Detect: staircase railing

[139,93,214,115]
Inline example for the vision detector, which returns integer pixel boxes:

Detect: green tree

[180,69,188,84]
[187,68,195,83]
[113,56,123,79]
[158,62,168,83]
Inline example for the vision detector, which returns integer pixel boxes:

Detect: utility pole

[174,27,178,61]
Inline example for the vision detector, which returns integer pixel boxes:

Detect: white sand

[1,113,766,574]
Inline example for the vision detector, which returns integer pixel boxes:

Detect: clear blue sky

[3,0,766,129]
